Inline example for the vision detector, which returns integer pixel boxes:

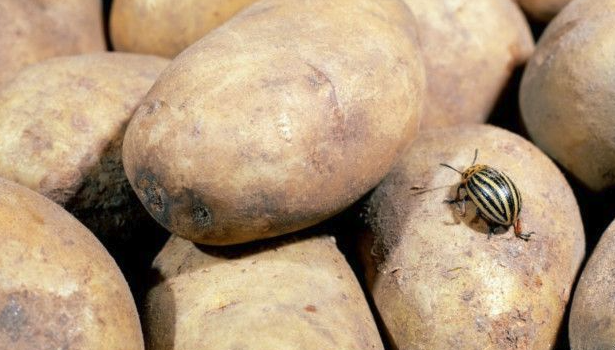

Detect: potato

[516,0,572,21]
[123,0,425,245]
[111,0,258,58]
[569,220,615,349]
[520,0,615,191]
[404,0,534,129]
[360,125,585,349]
[0,178,143,349]
[0,52,169,243]
[0,0,105,87]
[144,232,383,349]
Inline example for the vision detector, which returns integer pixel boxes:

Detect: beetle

[440,149,534,241]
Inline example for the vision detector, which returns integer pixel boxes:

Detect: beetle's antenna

[472,149,479,165]
[439,163,463,174]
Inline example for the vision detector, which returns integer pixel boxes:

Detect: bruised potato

[0,178,143,349]
[145,233,383,349]
[0,0,105,87]
[361,125,584,349]
[520,0,615,191]
[516,0,572,21]
[0,52,169,242]
[111,0,258,58]
[405,0,534,129]
[569,220,615,349]
[123,0,425,245]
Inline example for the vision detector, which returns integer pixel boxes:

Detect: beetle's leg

[444,185,464,204]
[514,219,534,241]
[487,224,496,240]
[470,208,481,224]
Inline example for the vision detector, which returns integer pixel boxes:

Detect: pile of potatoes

[1,0,613,349]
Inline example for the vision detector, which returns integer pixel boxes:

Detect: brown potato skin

[569,220,615,349]
[123,0,425,245]
[0,53,169,241]
[520,0,615,192]
[516,0,572,22]
[405,0,534,129]
[111,0,258,58]
[361,125,585,349]
[0,0,105,87]
[0,178,143,349]
[145,233,384,350]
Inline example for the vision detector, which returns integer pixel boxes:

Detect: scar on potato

[135,169,169,225]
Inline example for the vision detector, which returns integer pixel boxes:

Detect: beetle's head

[462,164,487,181]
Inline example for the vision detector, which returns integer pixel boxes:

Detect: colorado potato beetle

[441,150,534,241]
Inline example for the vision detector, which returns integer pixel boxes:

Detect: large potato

[145,233,383,349]
[123,0,425,245]
[405,0,534,129]
[516,0,572,21]
[520,0,615,191]
[0,178,143,349]
[0,0,105,87]
[361,125,584,349]
[111,0,258,58]
[569,219,615,349]
[0,52,169,243]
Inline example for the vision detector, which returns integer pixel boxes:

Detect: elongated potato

[0,53,169,243]
[516,0,572,21]
[0,0,105,87]
[361,125,584,349]
[123,0,425,245]
[145,233,383,349]
[520,0,615,191]
[111,0,258,58]
[405,0,534,129]
[0,178,143,349]
[569,220,615,349]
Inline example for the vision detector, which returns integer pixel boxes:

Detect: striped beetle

[441,150,534,241]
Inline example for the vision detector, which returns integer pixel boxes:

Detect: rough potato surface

[0,179,143,350]
[520,0,615,191]
[145,233,383,350]
[0,0,104,87]
[405,0,534,129]
[111,0,258,58]
[123,0,425,245]
[569,220,615,350]
[362,125,584,349]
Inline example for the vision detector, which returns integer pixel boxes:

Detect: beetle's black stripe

[470,174,506,220]
[500,172,521,222]
[477,171,514,223]
[467,178,507,224]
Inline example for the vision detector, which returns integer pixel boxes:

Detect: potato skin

[123,0,425,245]
[111,0,258,58]
[520,0,615,192]
[0,178,143,349]
[569,220,615,349]
[516,0,572,21]
[0,0,105,87]
[0,53,169,241]
[405,0,534,129]
[361,125,584,349]
[145,233,384,350]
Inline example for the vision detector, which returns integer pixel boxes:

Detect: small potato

[123,0,425,245]
[0,178,143,349]
[405,0,534,129]
[520,0,615,191]
[361,125,584,349]
[111,0,258,58]
[516,0,572,22]
[0,0,105,87]
[145,233,383,349]
[569,220,615,349]
[0,52,169,243]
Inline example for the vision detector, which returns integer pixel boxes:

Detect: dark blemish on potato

[140,99,163,118]
[304,305,317,313]
[0,296,27,341]
[192,205,212,228]
[135,169,170,226]
[21,128,52,154]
